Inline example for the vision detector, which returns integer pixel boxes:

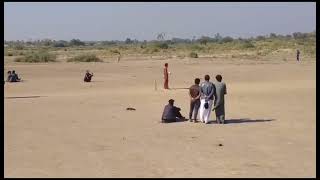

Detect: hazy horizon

[4,2,316,41]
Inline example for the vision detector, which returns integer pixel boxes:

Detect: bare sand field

[4,57,316,177]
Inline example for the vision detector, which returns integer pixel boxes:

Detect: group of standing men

[161,63,227,124]
[189,74,227,124]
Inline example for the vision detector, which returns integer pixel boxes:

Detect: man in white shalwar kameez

[199,75,215,124]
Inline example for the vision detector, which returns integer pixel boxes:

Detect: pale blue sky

[4,2,316,41]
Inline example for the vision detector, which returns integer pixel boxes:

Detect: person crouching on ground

[84,70,93,82]
[161,99,186,123]
[189,78,201,122]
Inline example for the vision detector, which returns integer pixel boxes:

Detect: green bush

[15,51,56,63]
[242,41,255,48]
[155,42,169,49]
[7,52,13,56]
[110,49,120,54]
[67,54,103,62]
[221,36,234,43]
[143,47,159,54]
[150,48,160,53]
[190,44,204,51]
[189,52,198,58]
[14,44,24,50]
[69,39,85,46]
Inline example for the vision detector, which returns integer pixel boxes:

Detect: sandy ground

[4,58,316,177]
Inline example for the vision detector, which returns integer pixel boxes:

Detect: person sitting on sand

[161,99,186,123]
[6,71,13,82]
[84,70,94,82]
[10,70,21,82]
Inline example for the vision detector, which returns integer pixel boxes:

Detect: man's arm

[163,68,168,78]
[189,89,194,100]
[195,93,200,100]
[206,83,215,101]
[195,87,201,99]
[224,83,227,95]
[161,106,166,120]
[199,83,205,99]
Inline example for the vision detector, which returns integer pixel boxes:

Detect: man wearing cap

[161,99,185,123]
[199,75,215,124]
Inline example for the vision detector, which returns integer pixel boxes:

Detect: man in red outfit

[163,63,169,89]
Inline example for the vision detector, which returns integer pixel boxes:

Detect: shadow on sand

[5,96,47,99]
[169,87,189,90]
[88,80,104,83]
[159,119,189,123]
[207,118,275,124]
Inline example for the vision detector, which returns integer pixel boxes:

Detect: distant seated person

[6,71,12,82]
[161,99,186,123]
[8,70,21,82]
[84,70,93,82]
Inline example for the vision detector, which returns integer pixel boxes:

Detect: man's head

[86,70,90,73]
[7,71,11,74]
[168,99,174,105]
[216,74,222,82]
[12,70,15,74]
[164,63,168,67]
[204,75,210,81]
[195,78,200,85]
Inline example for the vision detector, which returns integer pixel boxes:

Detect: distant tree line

[4,31,315,49]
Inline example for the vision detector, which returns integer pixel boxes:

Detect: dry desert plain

[4,56,316,177]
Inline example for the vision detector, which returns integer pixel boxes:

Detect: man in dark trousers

[189,78,201,122]
[212,74,227,124]
[84,70,94,82]
[296,49,300,62]
[161,99,185,123]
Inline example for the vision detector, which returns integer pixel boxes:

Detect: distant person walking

[296,49,300,61]
[189,78,201,122]
[199,75,215,124]
[117,53,121,63]
[84,70,93,82]
[163,63,170,89]
[212,75,227,124]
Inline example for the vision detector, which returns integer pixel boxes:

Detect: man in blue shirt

[199,75,215,124]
